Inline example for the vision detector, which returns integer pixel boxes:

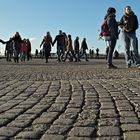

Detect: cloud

[30,37,37,42]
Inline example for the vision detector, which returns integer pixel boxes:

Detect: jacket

[81,40,88,50]
[107,14,119,39]
[120,12,138,33]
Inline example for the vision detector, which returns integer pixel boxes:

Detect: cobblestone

[0,59,140,139]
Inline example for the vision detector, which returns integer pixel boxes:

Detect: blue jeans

[57,45,64,61]
[107,38,117,65]
[123,31,140,65]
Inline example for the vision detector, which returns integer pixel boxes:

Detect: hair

[125,5,131,10]
[68,34,71,38]
[107,7,116,14]
[59,30,62,33]
[104,7,116,19]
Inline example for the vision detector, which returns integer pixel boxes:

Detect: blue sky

[0,0,140,54]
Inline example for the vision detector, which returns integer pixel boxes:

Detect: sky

[0,0,140,55]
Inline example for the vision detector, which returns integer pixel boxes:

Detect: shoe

[126,63,131,68]
[108,64,117,69]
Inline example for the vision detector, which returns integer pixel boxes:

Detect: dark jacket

[81,40,88,50]
[12,35,22,51]
[53,34,65,46]
[74,39,80,51]
[120,12,138,33]
[6,40,13,51]
[106,14,119,39]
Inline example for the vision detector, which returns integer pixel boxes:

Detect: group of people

[40,30,89,63]
[0,32,32,62]
[0,5,140,68]
[0,30,89,63]
[100,5,140,68]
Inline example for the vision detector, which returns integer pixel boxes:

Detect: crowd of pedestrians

[0,5,140,69]
[0,30,89,63]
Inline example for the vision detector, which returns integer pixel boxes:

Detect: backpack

[100,18,110,37]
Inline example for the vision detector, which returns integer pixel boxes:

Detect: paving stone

[119,111,136,117]
[98,126,121,136]
[14,130,42,139]
[0,119,10,127]
[100,102,115,108]
[48,104,66,112]
[65,108,81,113]
[67,102,83,108]
[124,131,140,140]
[99,118,120,126]
[120,117,139,124]
[59,112,78,119]
[7,119,31,128]
[117,106,133,111]
[40,134,65,140]
[46,125,71,135]
[78,110,97,120]
[74,120,96,127]
[121,124,140,132]
[67,137,93,140]
[96,136,122,140]
[0,127,22,137]
[53,119,74,125]
[68,127,95,137]
[99,98,113,102]
[100,109,119,118]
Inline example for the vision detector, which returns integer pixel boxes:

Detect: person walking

[120,6,140,68]
[20,39,28,61]
[74,36,80,62]
[95,48,99,59]
[27,39,32,61]
[12,32,23,63]
[80,38,89,61]
[63,34,76,62]
[40,32,52,63]
[52,30,65,62]
[5,38,13,61]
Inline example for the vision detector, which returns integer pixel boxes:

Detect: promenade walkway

[0,59,140,140]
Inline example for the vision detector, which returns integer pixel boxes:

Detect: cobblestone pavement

[0,59,140,140]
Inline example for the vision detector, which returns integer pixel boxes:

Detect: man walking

[53,30,65,62]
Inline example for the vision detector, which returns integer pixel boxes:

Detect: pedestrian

[20,39,28,61]
[40,32,52,63]
[104,7,119,68]
[95,48,99,59]
[120,6,140,68]
[74,36,80,62]
[12,32,22,63]
[52,30,65,62]
[35,49,38,58]
[27,39,32,61]
[63,34,76,62]
[5,38,13,61]
[80,38,89,61]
